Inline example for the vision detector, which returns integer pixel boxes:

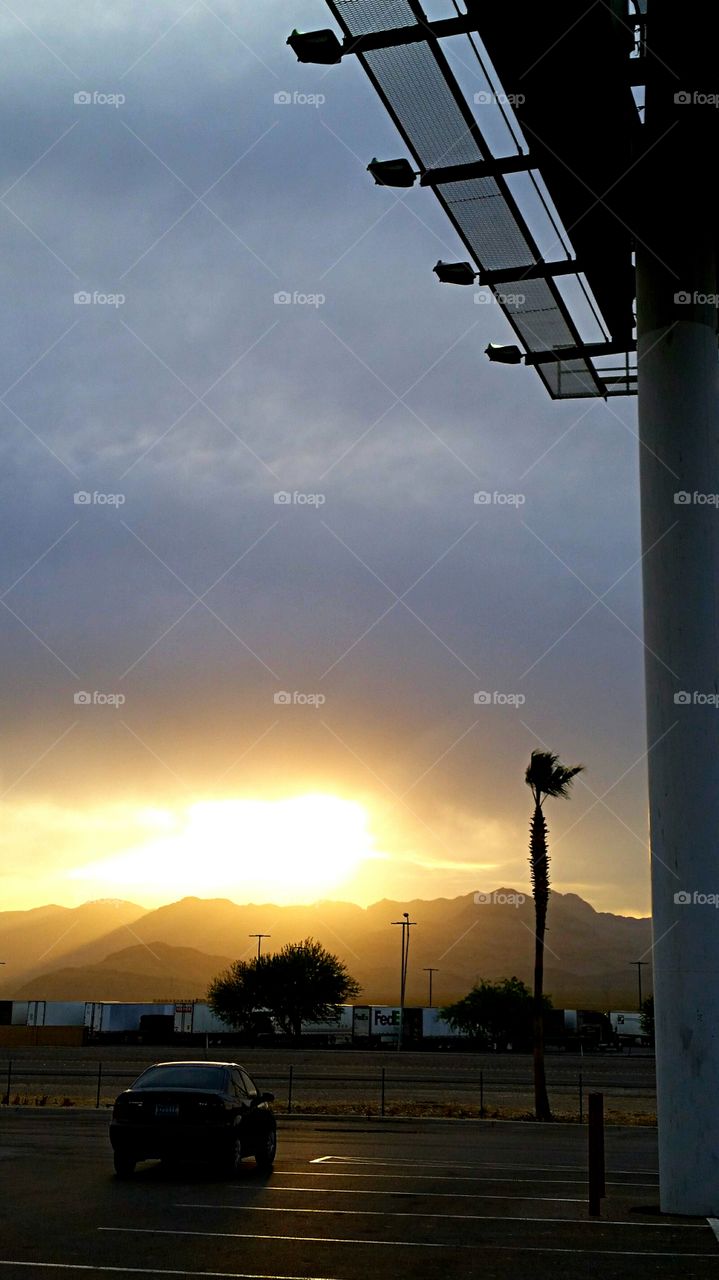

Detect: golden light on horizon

[66,793,379,903]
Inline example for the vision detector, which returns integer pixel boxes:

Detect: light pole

[630,961,648,1012]
[423,967,438,1008]
[392,912,416,1049]
[249,934,271,960]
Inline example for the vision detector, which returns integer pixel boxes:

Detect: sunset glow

[67,794,378,903]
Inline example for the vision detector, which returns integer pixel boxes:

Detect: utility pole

[630,961,648,1012]
[392,912,416,1049]
[423,967,438,1008]
[249,934,271,961]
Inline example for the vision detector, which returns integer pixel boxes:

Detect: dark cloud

[0,0,648,913]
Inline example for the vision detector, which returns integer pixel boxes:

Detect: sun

[68,794,376,903]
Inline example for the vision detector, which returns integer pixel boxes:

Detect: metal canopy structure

[301,0,649,400]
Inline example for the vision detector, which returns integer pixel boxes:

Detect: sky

[0,1,649,916]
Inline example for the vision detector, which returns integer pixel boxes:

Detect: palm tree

[525,750,583,1120]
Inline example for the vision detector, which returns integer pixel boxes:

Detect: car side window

[231,1069,250,1102]
[239,1068,258,1099]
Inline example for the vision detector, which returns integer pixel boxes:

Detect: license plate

[155,1102,179,1118]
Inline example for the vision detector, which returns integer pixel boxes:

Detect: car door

[231,1068,260,1148]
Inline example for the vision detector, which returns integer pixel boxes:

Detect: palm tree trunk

[530,801,552,1121]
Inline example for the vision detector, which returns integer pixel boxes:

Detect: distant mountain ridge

[0,891,652,1009]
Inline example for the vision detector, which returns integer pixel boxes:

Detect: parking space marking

[99,1227,455,1250]
[308,1156,659,1176]
[179,1202,706,1229]
[278,1170,659,1188]
[96,1228,719,1259]
[0,1266,338,1279]
[186,1187,586,1204]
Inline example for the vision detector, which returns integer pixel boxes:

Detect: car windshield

[133,1065,227,1091]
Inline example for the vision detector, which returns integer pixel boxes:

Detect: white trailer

[173,1002,234,1036]
[422,1008,465,1040]
[301,1006,353,1041]
[610,1010,646,1046]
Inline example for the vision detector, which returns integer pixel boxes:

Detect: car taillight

[113,1095,143,1117]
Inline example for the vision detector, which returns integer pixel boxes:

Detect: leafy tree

[640,995,655,1043]
[525,750,583,1120]
[440,977,549,1051]
[207,955,273,1039]
[209,937,360,1041]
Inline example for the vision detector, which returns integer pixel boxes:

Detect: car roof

[145,1061,242,1069]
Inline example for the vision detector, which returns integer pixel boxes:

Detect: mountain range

[0,891,652,1010]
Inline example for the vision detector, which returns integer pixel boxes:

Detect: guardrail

[0,1060,656,1119]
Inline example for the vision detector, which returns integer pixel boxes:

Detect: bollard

[96,1061,103,1109]
[380,1066,385,1117]
[579,1069,583,1124]
[287,1065,293,1115]
[588,1092,605,1215]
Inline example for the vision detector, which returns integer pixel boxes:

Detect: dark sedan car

[109,1060,276,1177]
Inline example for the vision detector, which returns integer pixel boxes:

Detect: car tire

[255,1124,276,1173]
[222,1131,243,1178]
[113,1151,137,1178]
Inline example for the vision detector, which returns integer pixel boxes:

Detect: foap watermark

[674,290,719,306]
[674,890,719,907]
[74,491,125,506]
[273,690,326,707]
[475,890,526,908]
[74,90,125,108]
[674,90,719,108]
[674,490,719,505]
[474,90,525,107]
[474,690,526,707]
[74,290,125,307]
[274,490,325,506]
[274,89,325,108]
[674,690,719,707]
[274,290,325,308]
[474,490,525,507]
[74,690,125,708]
[474,290,526,307]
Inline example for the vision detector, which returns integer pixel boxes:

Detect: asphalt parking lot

[1,1110,718,1279]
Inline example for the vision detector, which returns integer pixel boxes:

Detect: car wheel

[113,1150,136,1178]
[255,1124,276,1173]
[222,1131,243,1178]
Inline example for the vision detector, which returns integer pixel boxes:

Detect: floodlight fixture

[367,158,417,188]
[286,28,343,64]
[433,260,477,286]
[485,342,523,365]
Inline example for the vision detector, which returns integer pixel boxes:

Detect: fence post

[579,1069,583,1124]
[380,1066,385,1117]
[480,1068,484,1116]
[96,1061,102,1109]
[4,1060,11,1105]
[588,1092,605,1215]
[287,1065,293,1115]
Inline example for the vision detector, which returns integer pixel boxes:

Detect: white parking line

[96,1228,719,1259]
[0,1267,336,1279]
[308,1156,659,1176]
[247,1185,588,1202]
[279,1170,660,1189]
[178,1203,705,1229]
